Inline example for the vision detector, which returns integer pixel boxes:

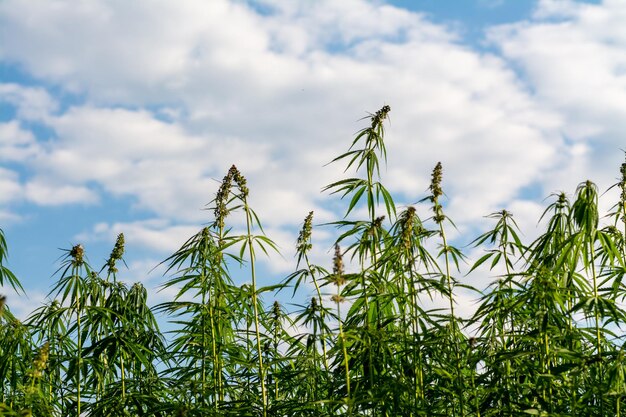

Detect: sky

[1,0,625,318]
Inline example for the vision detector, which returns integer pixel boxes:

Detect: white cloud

[77,219,199,254]
[24,180,98,206]
[30,106,272,221]
[256,0,454,54]
[489,0,626,193]
[0,0,569,236]
[0,122,99,208]
[0,210,20,222]
[0,121,41,161]
[0,83,58,121]
[0,168,22,204]
[0,0,280,103]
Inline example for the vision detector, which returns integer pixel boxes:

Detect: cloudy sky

[1,0,625,316]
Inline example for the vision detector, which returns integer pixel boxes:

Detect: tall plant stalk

[331,244,351,412]
[288,211,330,371]
[428,162,466,417]
[242,188,268,417]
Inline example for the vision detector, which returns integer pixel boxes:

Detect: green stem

[208,292,219,408]
[201,280,207,403]
[590,239,604,414]
[121,353,126,401]
[500,240,515,416]
[364,172,374,392]
[75,270,82,416]
[337,290,351,413]
[244,201,268,417]
[407,261,424,408]
[439,224,465,417]
[215,226,227,404]
[304,254,329,372]
[273,310,279,402]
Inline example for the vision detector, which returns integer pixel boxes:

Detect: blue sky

[1,0,625,317]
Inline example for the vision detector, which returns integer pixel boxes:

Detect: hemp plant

[4,105,626,416]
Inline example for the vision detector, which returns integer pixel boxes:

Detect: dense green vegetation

[2,106,626,416]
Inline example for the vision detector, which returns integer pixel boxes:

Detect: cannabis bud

[273,300,281,321]
[230,165,249,198]
[430,162,445,223]
[70,244,85,266]
[106,233,125,274]
[371,105,391,129]
[28,342,49,380]
[399,206,417,250]
[331,294,346,304]
[331,244,346,286]
[296,211,314,256]
[430,162,443,200]
[214,168,234,230]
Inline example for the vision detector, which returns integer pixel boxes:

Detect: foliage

[2,106,626,416]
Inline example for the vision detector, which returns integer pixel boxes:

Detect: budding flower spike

[105,233,125,276]
[429,162,445,224]
[370,104,391,129]
[332,243,346,286]
[296,211,314,266]
[214,167,234,230]
[70,243,85,266]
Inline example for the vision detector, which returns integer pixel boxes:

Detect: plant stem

[590,239,605,414]
[243,200,268,417]
[337,290,351,413]
[305,254,329,371]
[74,266,82,416]
[439,224,465,417]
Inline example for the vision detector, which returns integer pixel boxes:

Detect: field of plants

[2,106,626,416]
